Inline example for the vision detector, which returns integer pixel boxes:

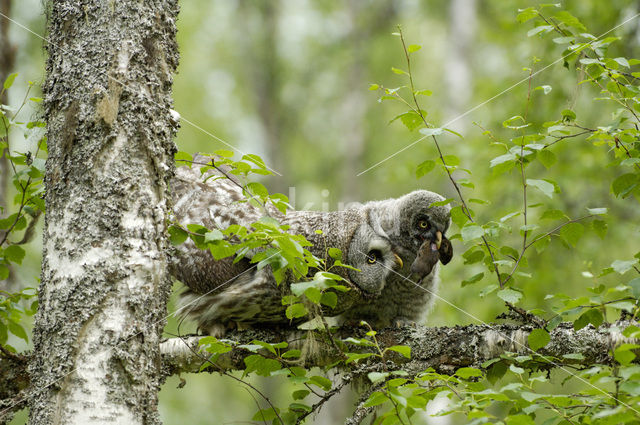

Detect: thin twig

[397,27,505,287]
[177,335,286,425]
[294,374,354,425]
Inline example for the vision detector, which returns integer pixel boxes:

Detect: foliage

[352,6,640,424]
[177,5,640,424]
[3,2,640,425]
[0,75,43,354]
[170,151,354,321]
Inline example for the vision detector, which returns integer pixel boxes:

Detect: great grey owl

[341,191,453,328]
[170,161,403,335]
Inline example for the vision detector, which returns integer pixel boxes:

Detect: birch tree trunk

[29,1,179,423]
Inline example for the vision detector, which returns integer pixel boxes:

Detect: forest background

[2,0,640,423]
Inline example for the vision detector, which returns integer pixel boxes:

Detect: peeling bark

[0,322,635,421]
[159,322,633,376]
[27,1,179,424]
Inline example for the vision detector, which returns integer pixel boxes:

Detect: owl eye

[418,220,430,229]
[366,250,381,264]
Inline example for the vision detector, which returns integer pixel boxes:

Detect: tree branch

[1,322,637,422]
[160,322,635,375]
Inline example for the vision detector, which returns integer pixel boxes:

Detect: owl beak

[435,231,443,249]
[393,253,404,270]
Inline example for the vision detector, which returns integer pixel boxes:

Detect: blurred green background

[4,0,640,423]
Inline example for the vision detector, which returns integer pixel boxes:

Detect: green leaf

[204,229,223,242]
[628,277,640,298]
[7,321,28,342]
[486,361,508,384]
[246,181,268,198]
[561,109,576,120]
[461,272,484,287]
[506,414,535,425]
[462,248,484,265]
[429,198,454,207]
[199,337,232,355]
[343,337,375,346]
[252,407,280,421]
[174,151,193,165]
[456,367,483,379]
[345,352,375,364]
[609,301,635,312]
[461,224,484,242]
[587,207,607,215]
[516,8,538,23]
[553,10,587,32]
[363,391,388,407]
[282,349,301,359]
[526,179,554,198]
[560,222,584,247]
[213,149,234,158]
[509,364,525,374]
[537,149,556,168]
[497,288,523,304]
[168,225,188,245]
[407,44,422,53]
[285,303,307,319]
[320,292,338,309]
[391,67,407,75]
[528,329,550,351]
[309,375,332,391]
[292,389,310,400]
[386,345,411,359]
[415,160,435,178]
[4,245,25,265]
[3,73,17,89]
[541,209,566,220]
[414,89,432,96]
[450,206,469,228]
[591,220,607,239]
[369,84,379,91]
[573,308,603,331]
[490,152,516,168]
[304,287,322,304]
[612,173,638,198]
[328,247,342,260]
[389,111,425,131]
[615,344,640,365]
[243,354,281,377]
[611,259,638,274]
[419,127,443,137]
[368,371,390,383]
[535,85,552,95]
[0,264,9,280]
[527,25,553,37]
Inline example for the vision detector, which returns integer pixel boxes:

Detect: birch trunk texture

[29,1,179,424]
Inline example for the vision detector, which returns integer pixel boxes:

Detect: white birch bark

[28,1,179,423]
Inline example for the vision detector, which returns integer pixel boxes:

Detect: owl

[341,191,453,328]
[170,161,403,335]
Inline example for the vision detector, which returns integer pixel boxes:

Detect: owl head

[395,190,450,249]
[345,223,403,295]
[367,190,453,278]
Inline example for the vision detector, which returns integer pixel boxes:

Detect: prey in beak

[410,230,453,279]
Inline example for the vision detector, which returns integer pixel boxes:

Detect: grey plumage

[341,191,452,328]
[170,162,401,334]
[170,160,453,333]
